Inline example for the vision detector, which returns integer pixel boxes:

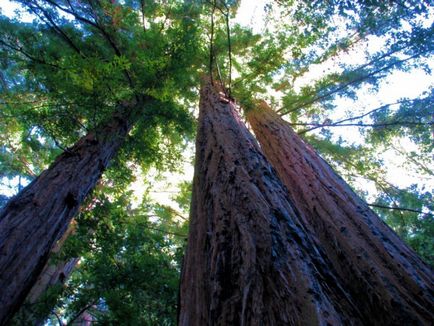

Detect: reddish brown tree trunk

[0,100,139,325]
[246,101,433,325]
[13,222,80,325]
[26,222,78,306]
[179,82,369,325]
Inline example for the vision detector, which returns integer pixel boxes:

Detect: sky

[0,0,432,207]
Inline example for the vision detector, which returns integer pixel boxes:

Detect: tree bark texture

[246,101,433,325]
[24,220,77,305]
[179,82,369,326]
[0,101,138,325]
[12,222,80,325]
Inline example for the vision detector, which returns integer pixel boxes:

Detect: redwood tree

[13,214,78,324]
[0,1,203,323]
[246,101,434,325]
[0,101,140,324]
[179,81,373,325]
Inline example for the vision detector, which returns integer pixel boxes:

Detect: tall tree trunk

[179,81,368,325]
[246,101,434,325]
[0,100,140,325]
[13,222,80,325]
[26,221,78,307]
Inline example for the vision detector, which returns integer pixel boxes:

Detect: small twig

[223,3,232,96]
[209,1,216,84]
[368,203,431,216]
[0,39,62,70]
[278,49,429,116]
[28,2,84,57]
[140,0,146,31]
[66,301,97,326]
[297,121,432,135]
[297,98,423,134]
[146,226,187,238]
[52,309,64,326]
[216,59,226,92]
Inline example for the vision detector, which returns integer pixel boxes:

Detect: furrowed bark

[13,222,79,325]
[179,81,366,325]
[247,101,434,325]
[26,222,78,307]
[0,100,140,325]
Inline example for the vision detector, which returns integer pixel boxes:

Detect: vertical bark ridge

[246,101,433,325]
[0,101,139,325]
[179,81,366,325]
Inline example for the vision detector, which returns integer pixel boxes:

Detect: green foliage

[59,193,183,325]
[172,180,193,214]
[20,176,188,325]
[0,0,204,194]
[1,0,433,323]
[372,185,434,265]
[367,90,434,153]
[1,1,200,323]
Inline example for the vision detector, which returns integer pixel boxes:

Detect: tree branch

[368,203,431,216]
[278,49,429,116]
[216,2,232,96]
[66,301,97,326]
[27,2,84,57]
[0,39,62,70]
[146,226,187,238]
[297,120,432,135]
[51,309,64,326]
[209,1,216,84]
[309,99,420,131]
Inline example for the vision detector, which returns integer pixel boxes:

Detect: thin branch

[297,98,421,133]
[158,206,188,221]
[390,143,434,176]
[231,30,364,89]
[368,181,412,223]
[297,120,432,135]
[368,204,431,216]
[209,1,216,84]
[85,1,135,88]
[36,124,72,153]
[66,301,97,326]
[43,0,99,29]
[0,99,48,105]
[0,70,8,91]
[216,58,226,91]
[226,13,232,96]
[27,2,84,57]
[0,39,62,70]
[2,138,36,177]
[216,2,232,96]
[278,49,429,116]
[140,0,146,31]
[146,226,187,238]
[43,0,135,91]
[52,309,64,326]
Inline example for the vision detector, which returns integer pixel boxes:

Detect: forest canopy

[0,0,432,324]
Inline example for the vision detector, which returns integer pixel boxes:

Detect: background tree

[0,0,203,323]
[246,101,433,325]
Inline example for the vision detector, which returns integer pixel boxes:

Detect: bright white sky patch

[235,0,268,33]
[0,0,33,22]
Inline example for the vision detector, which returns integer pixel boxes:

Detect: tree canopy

[0,0,432,324]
